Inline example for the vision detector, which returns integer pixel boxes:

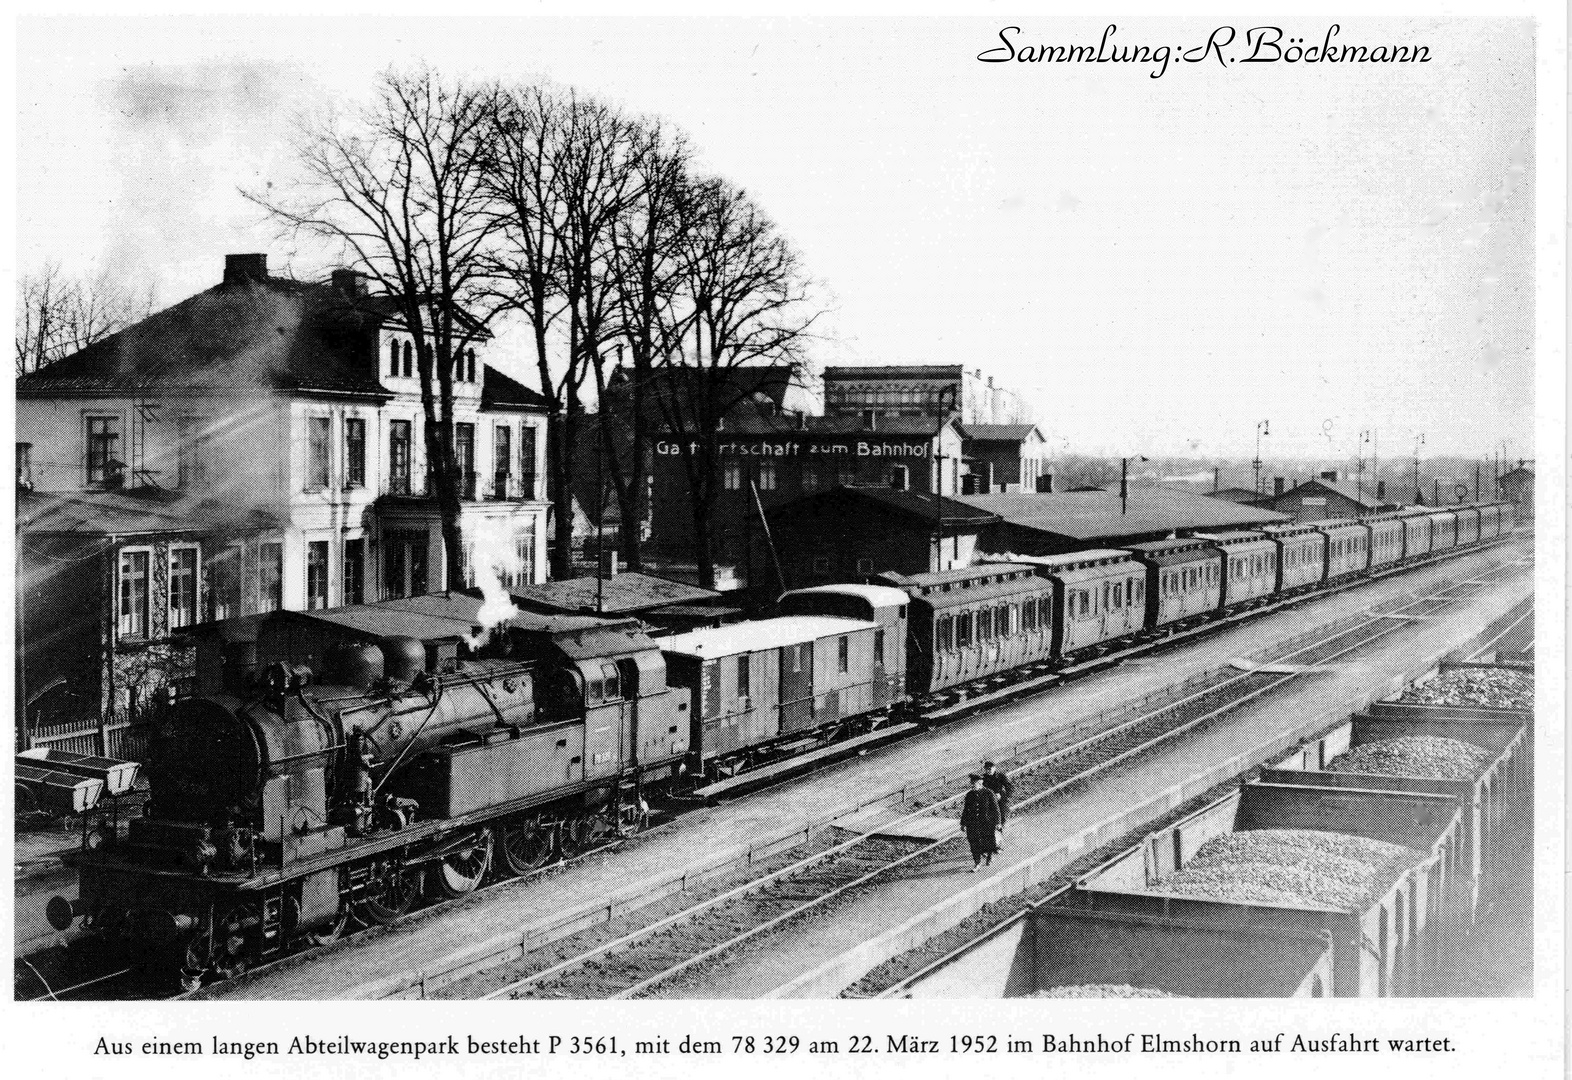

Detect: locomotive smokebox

[380,636,427,684]
[323,642,385,689]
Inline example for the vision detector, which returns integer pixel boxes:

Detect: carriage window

[977,609,992,641]
[1112,583,1122,608]
[838,636,849,673]
[937,615,952,650]
[736,654,750,699]
[874,628,885,664]
[958,612,973,647]
[601,663,621,701]
[998,606,1010,636]
[1077,591,1090,618]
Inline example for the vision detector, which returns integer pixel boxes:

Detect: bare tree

[601,122,697,571]
[652,179,820,589]
[485,85,645,579]
[247,68,501,590]
[16,263,154,374]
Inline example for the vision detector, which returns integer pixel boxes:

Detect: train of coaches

[46,502,1514,984]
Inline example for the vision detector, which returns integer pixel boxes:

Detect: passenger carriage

[1125,539,1222,631]
[1367,515,1406,571]
[877,565,1052,695]
[1397,510,1432,560]
[1197,532,1278,607]
[1428,510,1458,553]
[1008,550,1146,659]
[1311,519,1371,582]
[1259,524,1327,594]
[1454,505,1480,548]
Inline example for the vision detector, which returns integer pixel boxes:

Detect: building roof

[1208,487,1266,504]
[509,572,720,616]
[17,487,283,537]
[480,365,552,412]
[661,614,875,659]
[822,364,965,381]
[958,424,1042,443]
[768,485,1000,527]
[16,274,404,399]
[955,488,1287,541]
[709,413,958,438]
[1272,478,1388,510]
[265,592,628,645]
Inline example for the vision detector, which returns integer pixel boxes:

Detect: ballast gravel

[1327,735,1493,781]
[1156,829,1421,910]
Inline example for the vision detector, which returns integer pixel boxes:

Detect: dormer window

[402,342,414,378]
[466,349,477,383]
[388,338,399,377]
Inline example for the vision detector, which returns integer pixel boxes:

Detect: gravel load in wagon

[1156,829,1422,910]
[1028,984,1177,998]
[1400,668,1533,710]
[1327,736,1494,782]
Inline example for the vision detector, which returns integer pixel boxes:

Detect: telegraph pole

[1412,433,1425,504]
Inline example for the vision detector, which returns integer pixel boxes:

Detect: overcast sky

[15,16,1536,463]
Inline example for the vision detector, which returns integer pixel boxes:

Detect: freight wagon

[1063,780,1468,996]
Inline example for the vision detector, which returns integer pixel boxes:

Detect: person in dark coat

[981,761,1014,846]
[959,774,1001,871]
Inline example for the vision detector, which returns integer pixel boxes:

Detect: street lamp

[1253,420,1270,497]
[1121,455,1148,515]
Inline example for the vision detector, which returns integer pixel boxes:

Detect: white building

[16,254,551,625]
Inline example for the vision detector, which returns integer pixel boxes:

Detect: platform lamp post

[1412,433,1425,504]
[1120,456,1148,515]
[1252,420,1270,497]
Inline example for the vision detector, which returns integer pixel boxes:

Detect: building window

[306,416,331,490]
[812,556,830,574]
[258,542,283,613]
[118,549,150,639]
[16,442,31,489]
[169,546,199,630]
[838,636,849,674]
[466,349,477,383]
[890,464,909,491]
[207,545,242,622]
[343,538,365,605]
[723,461,742,490]
[176,416,208,489]
[501,521,537,588]
[306,541,330,609]
[493,425,512,498]
[758,460,778,491]
[856,557,874,575]
[388,338,400,376]
[402,341,413,378]
[456,423,476,499]
[86,415,122,486]
[384,530,429,598]
[802,465,819,492]
[737,654,750,700]
[345,418,366,488]
[389,420,412,495]
[520,428,537,500]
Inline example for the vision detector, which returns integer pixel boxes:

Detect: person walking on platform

[981,761,1014,849]
[959,774,1001,872]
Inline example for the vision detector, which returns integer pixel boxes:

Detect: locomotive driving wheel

[496,817,551,875]
[352,858,421,926]
[432,828,493,899]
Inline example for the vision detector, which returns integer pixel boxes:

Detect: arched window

[467,349,477,383]
[402,342,413,378]
[388,338,399,376]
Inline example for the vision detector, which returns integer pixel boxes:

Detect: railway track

[468,562,1522,1000]
[29,538,1527,1002]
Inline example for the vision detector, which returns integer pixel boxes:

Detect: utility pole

[1121,456,1148,515]
[1475,461,1481,502]
[1412,433,1425,505]
[933,450,945,571]
[1253,420,1269,497]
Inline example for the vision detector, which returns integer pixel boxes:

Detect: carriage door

[617,657,640,767]
[871,626,889,707]
[779,642,815,733]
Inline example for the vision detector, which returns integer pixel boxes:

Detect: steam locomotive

[48,503,1515,987]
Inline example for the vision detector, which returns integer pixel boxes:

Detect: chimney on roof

[331,268,368,297]
[1377,480,1386,500]
[224,253,268,285]
[1273,476,1285,498]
